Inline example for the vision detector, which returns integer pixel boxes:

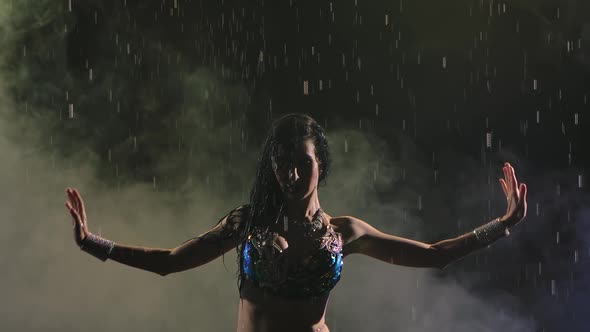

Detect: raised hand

[65,188,90,247]
[499,162,528,228]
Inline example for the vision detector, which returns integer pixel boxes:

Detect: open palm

[499,162,528,228]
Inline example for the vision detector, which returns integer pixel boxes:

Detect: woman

[66,113,528,332]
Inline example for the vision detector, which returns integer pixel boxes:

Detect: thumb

[519,183,528,214]
[520,183,527,198]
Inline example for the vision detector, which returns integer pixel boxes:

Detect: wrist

[80,233,115,262]
[472,217,509,247]
[500,215,516,228]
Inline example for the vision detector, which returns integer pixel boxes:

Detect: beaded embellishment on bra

[242,209,343,298]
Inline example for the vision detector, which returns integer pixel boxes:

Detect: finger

[504,164,513,192]
[520,183,528,217]
[73,188,82,211]
[65,202,74,226]
[499,178,508,197]
[502,165,510,191]
[66,202,80,226]
[521,183,527,204]
[73,189,87,221]
[67,189,79,212]
[510,165,519,195]
[66,188,73,205]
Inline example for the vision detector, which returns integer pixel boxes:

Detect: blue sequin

[242,226,343,299]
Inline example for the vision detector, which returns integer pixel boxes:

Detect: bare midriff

[236,279,331,332]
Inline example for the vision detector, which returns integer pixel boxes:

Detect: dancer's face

[272,138,320,200]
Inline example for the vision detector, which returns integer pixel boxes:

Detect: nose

[287,166,299,183]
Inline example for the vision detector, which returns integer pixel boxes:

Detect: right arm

[66,188,247,277]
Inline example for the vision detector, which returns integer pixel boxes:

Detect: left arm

[342,162,528,269]
[341,216,503,269]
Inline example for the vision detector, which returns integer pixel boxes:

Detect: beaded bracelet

[80,233,115,262]
[473,217,510,246]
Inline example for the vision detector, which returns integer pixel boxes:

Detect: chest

[249,222,340,263]
[243,222,341,279]
[241,215,345,298]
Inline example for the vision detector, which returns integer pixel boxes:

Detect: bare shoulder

[326,214,370,246]
[221,204,250,232]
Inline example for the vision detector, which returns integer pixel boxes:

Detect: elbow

[429,246,454,270]
[156,251,174,277]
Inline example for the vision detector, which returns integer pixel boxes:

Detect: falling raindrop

[68,104,74,119]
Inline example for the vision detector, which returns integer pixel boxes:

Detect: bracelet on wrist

[80,233,115,262]
[472,217,510,247]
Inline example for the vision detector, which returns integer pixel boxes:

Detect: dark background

[3,0,590,331]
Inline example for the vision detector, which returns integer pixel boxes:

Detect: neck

[283,190,321,222]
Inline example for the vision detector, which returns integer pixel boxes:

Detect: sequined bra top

[241,208,343,299]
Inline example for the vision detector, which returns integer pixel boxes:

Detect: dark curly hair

[236,113,331,290]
